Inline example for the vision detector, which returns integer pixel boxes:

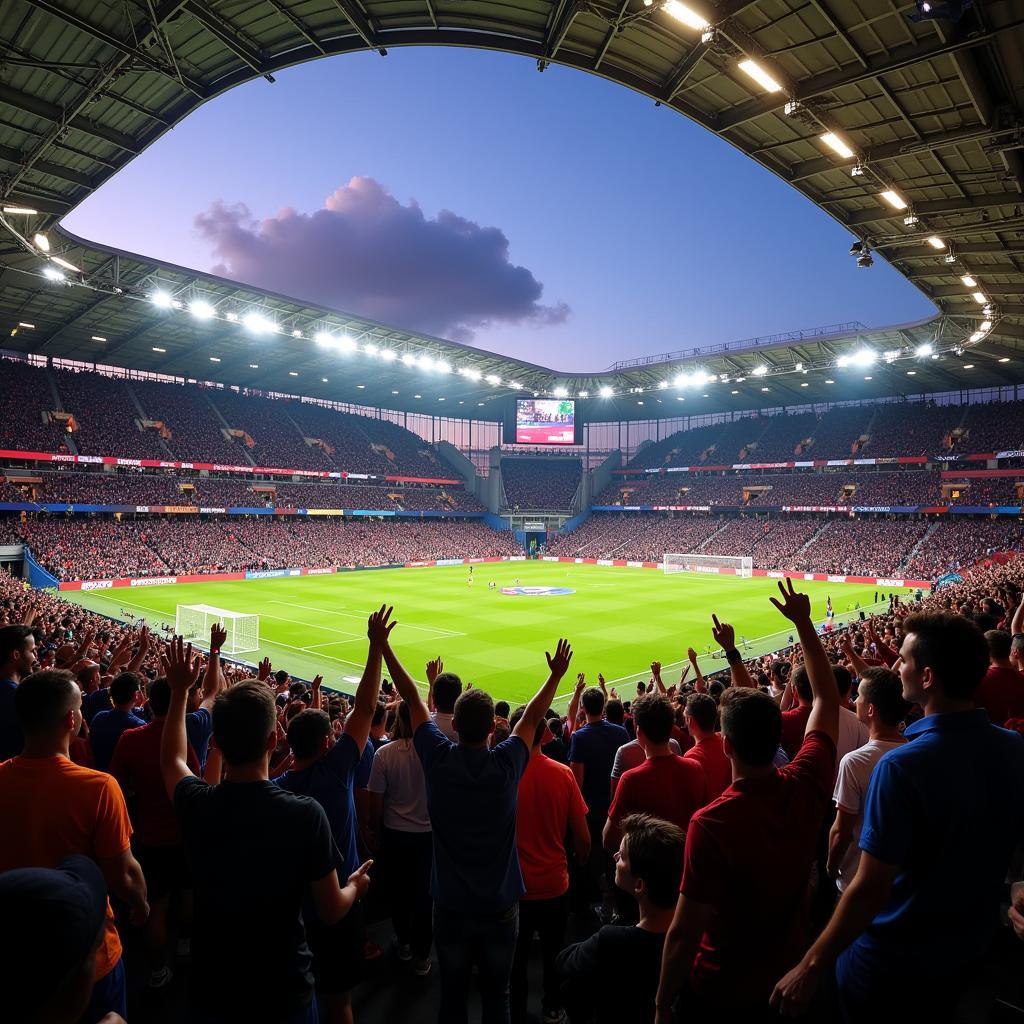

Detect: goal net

[663,553,753,578]
[175,604,260,655]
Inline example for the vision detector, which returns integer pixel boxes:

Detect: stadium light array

[43,266,65,282]
[961,275,976,287]
[752,365,768,377]
[401,353,417,366]
[738,59,783,93]
[819,132,854,159]
[578,390,589,398]
[662,1,709,30]
[190,299,215,320]
[915,343,933,357]
[600,385,614,398]
[879,190,908,210]
[363,343,379,356]
[980,320,992,331]
[972,292,987,304]
[150,290,173,309]
[436,359,451,374]
[33,232,50,252]
[243,312,274,334]
[2,206,38,215]
[925,236,945,250]
[50,256,80,273]
[553,386,569,398]
[486,373,501,386]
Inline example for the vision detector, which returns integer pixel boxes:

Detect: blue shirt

[89,707,146,772]
[0,679,22,762]
[275,731,365,878]
[186,708,213,773]
[414,720,529,914]
[568,720,631,816]
[838,709,1024,994]
[82,687,111,725]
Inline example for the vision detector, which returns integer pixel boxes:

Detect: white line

[267,600,465,638]
[260,638,366,669]
[302,639,363,651]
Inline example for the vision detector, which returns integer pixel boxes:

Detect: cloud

[193,177,569,341]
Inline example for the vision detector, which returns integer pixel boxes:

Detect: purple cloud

[193,177,569,341]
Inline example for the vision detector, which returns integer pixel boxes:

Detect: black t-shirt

[174,776,340,1021]
[557,925,667,1024]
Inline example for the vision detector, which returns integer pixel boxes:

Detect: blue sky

[63,47,935,371]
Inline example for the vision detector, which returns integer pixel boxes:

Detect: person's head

[14,670,81,744]
[770,659,789,686]
[684,692,718,737]
[986,629,1012,666]
[0,624,37,681]
[719,687,781,767]
[581,686,605,718]
[613,814,685,910]
[833,665,854,701]
[453,688,494,745]
[147,678,171,717]
[899,612,989,706]
[631,692,674,747]
[392,701,414,741]
[1011,634,1024,673]
[494,700,510,720]
[287,680,307,702]
[636,681,646,697]
[370,700,387,734]
[75,662,99,694]
[605,698,625,726]
[274,669,290,690]
[855,667,910,729]
[109,671,141,708]
[707,679,725,702]
[432,672,463,715]
[791,665,812,704]
[509,704,548,748]
[212,681,278,766]
[286,709,333,761]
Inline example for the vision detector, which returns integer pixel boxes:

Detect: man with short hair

[826,667,907,894]
[833,665,870,767]
[0,669,149,1024]
[382,609,574,1024]
[509,705,590,1024]
[0,623,38,761]
[428,657,462,742]
[89,671,145,772]
[975,628,1024,725]
[773,612,1024,1020]
[160,637,372,1024]
[780,665,812,759]
[682,693,730,801]
[655,582,840,1021]
[559,814,686,1024]
[603,693,707,852]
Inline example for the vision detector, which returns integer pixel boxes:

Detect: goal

[175,604,260,655]
[663,553,753,578]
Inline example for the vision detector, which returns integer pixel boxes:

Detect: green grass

[63,563,913,704]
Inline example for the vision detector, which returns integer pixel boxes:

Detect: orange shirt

[0,755,132,979]
[685,733,733,802]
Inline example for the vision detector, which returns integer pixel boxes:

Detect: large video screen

[515,398,576,445]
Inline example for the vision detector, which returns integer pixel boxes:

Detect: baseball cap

[0,855,108,1011]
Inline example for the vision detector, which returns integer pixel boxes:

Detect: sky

[62,47,936,372]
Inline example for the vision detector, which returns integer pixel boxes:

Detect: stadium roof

[1,0,1022,422]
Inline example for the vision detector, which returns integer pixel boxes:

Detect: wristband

[210,648,220,656]
[725,648,742,665]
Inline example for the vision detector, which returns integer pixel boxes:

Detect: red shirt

[780,704,812,759]
[684,734,732,802]
[681,730,835,1009]
[109,719,199,847]
[671,724,694,753]
[975,666,1024,727]
[516,753,588,900]
[607,754,708,836]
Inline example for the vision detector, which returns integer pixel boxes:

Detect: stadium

[1,2,1023,1024]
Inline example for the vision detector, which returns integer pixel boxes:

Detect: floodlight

[337,335,357,352]
[463,367,481,381]
[17,322,35,329]
[819,132,854,159]
[553,386,569,398]
[418,355,435,370]
[226,312,239,322]
[292,329,303,338]
[401,353,416,366]
[883,350,900,363]
[190,299,215,320]
[856,252,874,268]
[210,356,221,363]
[33,232,50,252]
[508,381,523,390]
[738,59,783,92]
[960,275,976,287]
[315,332,335,347]
[152,346,167,353]
[972,292,987,304]
[925,236,945,250]
[243,312,273,334]
[486,373,501,385]
[943,253,956,264]
[2,206,38,214]
[50,256,80,272]
[850,164,865,177]
[662,1,709,30]
[903,214,919,226]
[980,320,992,331]
[600,385,614,398]
[851,348,876,367]
[43,266,66,281]
[578,390,589,398]
[363,343,379,356]
[752,365,768,376]
[435,359,452,374]
[879,190,908,210]
[915,343,933,357]
[658,380,669,390]
[837,355,852,368]
[91,335,106,342]
[969,332,984,343]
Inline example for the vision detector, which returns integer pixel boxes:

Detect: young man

[558,814,686,1024]
[0,623,38,761]
[509,705,591,1024]
[975,628,1024,725]
[160,637,372,1024]
[88,671,146,772]
[427,657,462,742]
[603,693,707,852]
[779,664,813,759]
[381,606,573,1024]
[0,669,149,1024]
[682,693,731,802]
[655,582,841,1022]
[826,667,907,894]
[772,612,1024,1021]
[274,658,381,1024]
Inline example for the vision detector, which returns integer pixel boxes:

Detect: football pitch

[63,563,912,704]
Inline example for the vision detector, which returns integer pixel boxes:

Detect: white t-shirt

[431,711,458,742]
[835,707,871,774]
[367,738,431,832]
[832,738,905,891]
[610,737,681,781]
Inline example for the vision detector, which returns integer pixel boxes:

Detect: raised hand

[711,614,736,651]
[769,578,812,624]
[165,636,202,695]
[546,638,573,680]
[348,860,374,900]
[258,657,272,682]
[597,672,607,694]
[609,686,618,700]
[210,622,227,650]
[367,604,395,646]
[687,646,699,664]
[312,674,323,692]
[426,656,443,683]
[650,660,662,678]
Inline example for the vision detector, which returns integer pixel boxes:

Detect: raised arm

[160,636,204,799]
[344,608,388,751]
[201,623,227,706]
[770,579,839,745]
[711,615,755,688]
[838,633,871,680]
[1011,591,1024,636]
[651,661,666,693]
[125,626,151,674]
[512,639,573,752]
[378,607,430,731]
[426,657,442,714]
[565,673,585,738]
[686,648,707,693]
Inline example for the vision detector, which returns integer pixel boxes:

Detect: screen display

[515,399,576,445]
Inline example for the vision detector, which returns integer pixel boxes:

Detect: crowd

[2,543,1024,1024]
[792,519,930,577]
[0,358,66,452]
[502,459,582,512]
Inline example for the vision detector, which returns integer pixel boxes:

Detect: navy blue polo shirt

[837,709,1024,997]
[414,720,529,914]
[89,707,146,772]
[568,719,631,817]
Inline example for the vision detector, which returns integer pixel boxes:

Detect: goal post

[175,604,260,655]
[663,553,753,578]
